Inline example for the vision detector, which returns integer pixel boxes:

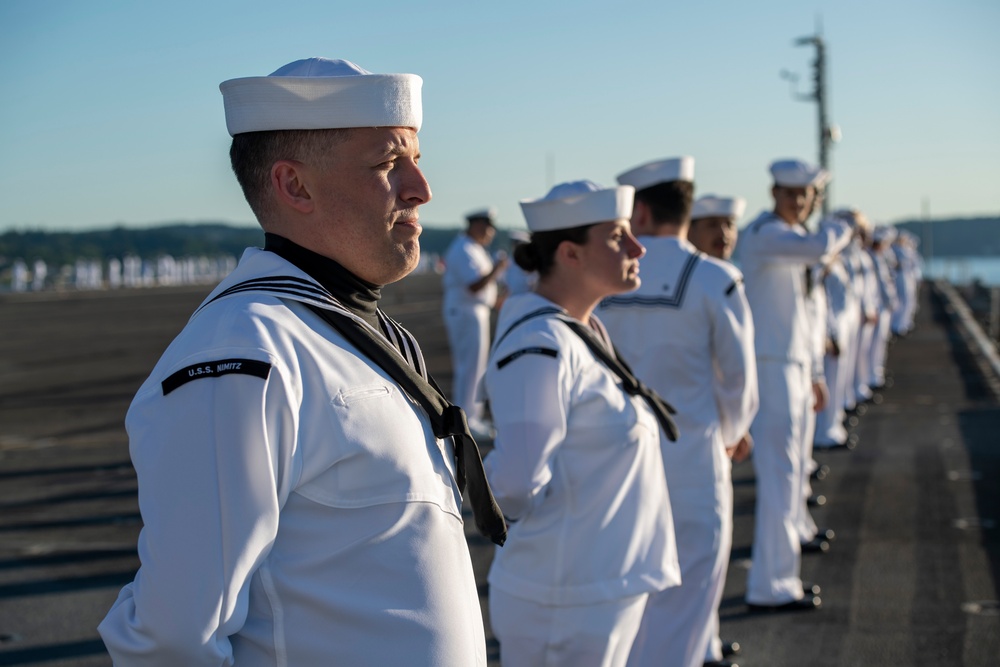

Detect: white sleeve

[483,331,569,520]
[451,243,490,289]
[809,281,827,380]
[709,279,759,447]
[99,349,296,667]
[751,218,852,266]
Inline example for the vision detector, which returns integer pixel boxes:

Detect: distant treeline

[0,224,264,266]
[2,216,994,267]
[0,223,514,267]
[893,217,1000,257]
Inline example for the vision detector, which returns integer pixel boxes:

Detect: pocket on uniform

[295,381,460,517]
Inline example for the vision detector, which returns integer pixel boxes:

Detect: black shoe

[802,581,822,596]
[704,661,738,667]
[747,595,821,613]
[801,536,831,553]
[820,435,858,451]
[810,464,830,481]
[721,640,741,657]
[808,493,827,507]
[815,527,836,541]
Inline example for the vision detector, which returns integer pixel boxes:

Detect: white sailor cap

[769,159,829,188]
[831,207,865,229]
[465,207,498,224]
[520,181,635,233]
[690,195,747,221]
[220,57,423,136]
[509,230,531,244]
[873,226,898,244]
[616,156,695,190]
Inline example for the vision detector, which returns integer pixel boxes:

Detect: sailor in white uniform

[892,230,922,335]
[686,193,754,666]
[99,57,505,667]
[597,163,757,667]
[739,159,852,611]
[868,226,899,390]
[484,180,680,667]
[813,212,860,449]
[443,208,508,434]
[853,222,881,405]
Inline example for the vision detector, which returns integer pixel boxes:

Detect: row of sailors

[6,255,239,291]
[442,156,918,667]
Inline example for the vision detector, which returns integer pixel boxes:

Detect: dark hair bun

[513,241,540,272]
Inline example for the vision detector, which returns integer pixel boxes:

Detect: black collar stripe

[199,276,414,368]
[600,253,700,310]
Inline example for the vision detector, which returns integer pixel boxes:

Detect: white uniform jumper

[597,237,758,667]
[443,233,497,424]
[99,248,487,667]
[484,292,680,667]
[739,211,851,605]
[854,248,880,404]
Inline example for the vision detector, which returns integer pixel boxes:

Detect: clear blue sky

[1,0,997,233]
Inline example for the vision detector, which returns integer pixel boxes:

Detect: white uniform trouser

[797,395,818,543]
[491,589,648,667]
[869,310,892,387]
[444,303,491,423]
[747,360,809,604]
[815,352,849,446]
[855,321,875,402]
[628,486,732,667]
[841,321,859,412]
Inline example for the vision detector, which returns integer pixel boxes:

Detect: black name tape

[162,358,271,396]
[496,346,558,370]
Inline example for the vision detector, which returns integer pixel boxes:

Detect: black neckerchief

[494,307,679,442]
[255,234,507,545]
[264,233,381,329]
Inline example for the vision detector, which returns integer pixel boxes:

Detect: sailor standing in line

[868,226,899,391]
[891,230,921,336]
[442,208,509,435]
[813,211,861,450]
[99,57,506,666]
[686,192,753,667]
[837,209,874,417]
[484,180,680,667]
[739,158,852,612]
[853,222,881,406]
[598,160,758,667]
[798,258,829,540]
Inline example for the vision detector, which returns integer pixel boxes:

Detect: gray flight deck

[0,276,997,666]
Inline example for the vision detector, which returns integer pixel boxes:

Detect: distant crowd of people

[96,56,925,667]
[5,254,239,292]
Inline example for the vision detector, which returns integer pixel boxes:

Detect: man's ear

[631,200,652,235]
[271,160,314,214]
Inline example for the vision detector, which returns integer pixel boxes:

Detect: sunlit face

[772,184,816,225]
[468,218,496,246]
[575,219,646,297]
[299,127,431,284]
[688,215,737,260]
